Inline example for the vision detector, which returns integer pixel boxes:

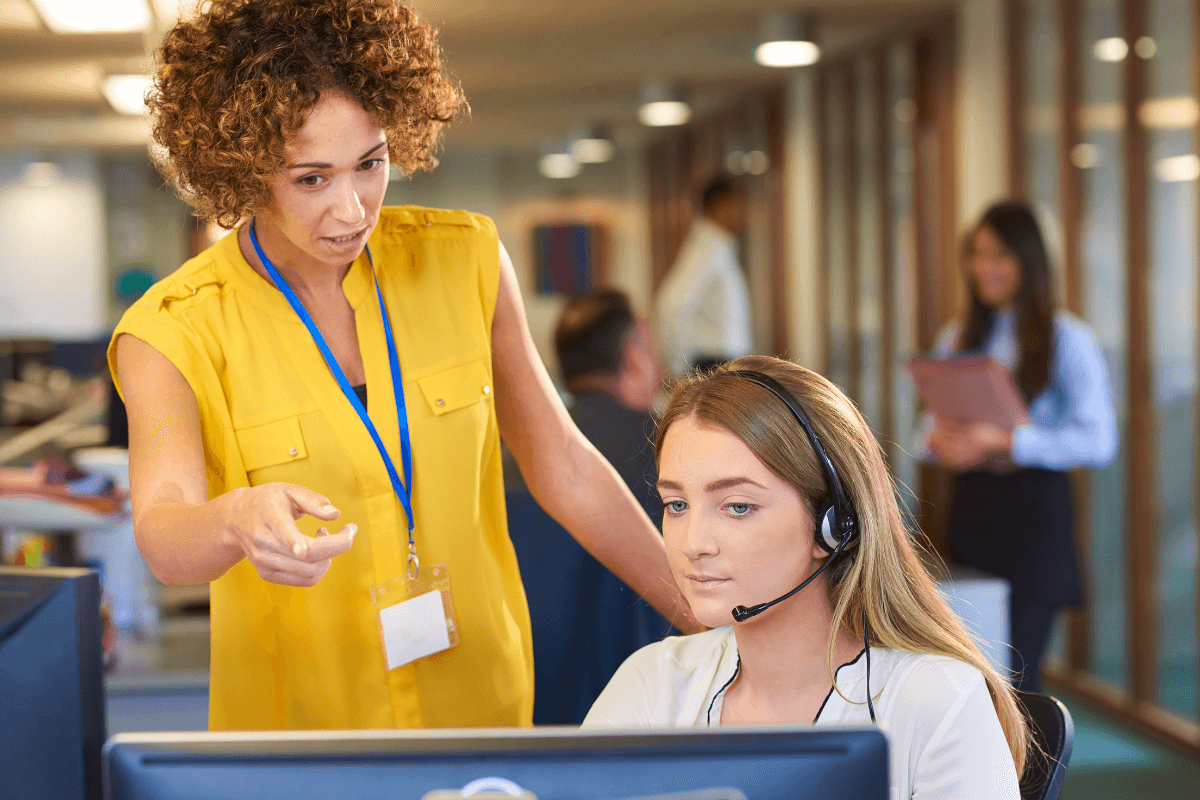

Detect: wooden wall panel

[1121,0,1156,706]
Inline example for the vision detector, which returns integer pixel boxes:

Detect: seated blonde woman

[584,356,1027,800]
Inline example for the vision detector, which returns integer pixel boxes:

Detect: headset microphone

[729,531,853,622]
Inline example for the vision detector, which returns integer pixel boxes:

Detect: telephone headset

[720,370,876,723]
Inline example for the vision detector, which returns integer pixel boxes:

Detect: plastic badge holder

[370,562,459,670]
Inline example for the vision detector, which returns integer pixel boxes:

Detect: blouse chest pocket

[415,358,493,416]
[234,415,310,477]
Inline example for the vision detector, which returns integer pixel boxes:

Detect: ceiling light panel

[103,74,153,115]
[754,40,820,68]
[570,138,614,164]
[538,153,580,179]
[638,101,691,127]
[1093,37,1129,63]
[31,0,152,33]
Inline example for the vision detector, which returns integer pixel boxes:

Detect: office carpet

[1058,698,1200,800]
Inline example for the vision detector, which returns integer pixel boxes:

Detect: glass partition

[888,44,919,511]
[1079,0,1130,689]
[825,71,852,392]
[1146,0,1199,719]
[857,57,884,432]
[1024,0,1071,667]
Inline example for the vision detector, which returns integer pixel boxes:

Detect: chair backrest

[1017,691,1074,800]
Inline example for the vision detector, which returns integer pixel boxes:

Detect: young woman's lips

[686,574,730,588]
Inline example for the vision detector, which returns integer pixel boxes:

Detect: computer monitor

[0,566,106,800]
[105,726,888,800]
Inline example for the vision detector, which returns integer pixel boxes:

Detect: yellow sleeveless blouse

[109,206,533,730]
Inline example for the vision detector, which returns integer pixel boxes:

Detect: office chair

[1016,691,1074,800]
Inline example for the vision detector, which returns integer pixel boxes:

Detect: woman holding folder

[922,202,1117,692]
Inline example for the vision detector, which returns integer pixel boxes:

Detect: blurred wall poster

[532,223,609,294]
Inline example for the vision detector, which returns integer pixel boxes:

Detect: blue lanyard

[249,221,418,574]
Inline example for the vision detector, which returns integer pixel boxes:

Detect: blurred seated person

[655,176,754,376]
[556,289,664,515]
[506,289,673,724]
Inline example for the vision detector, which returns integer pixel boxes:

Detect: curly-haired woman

[110,0,696,730]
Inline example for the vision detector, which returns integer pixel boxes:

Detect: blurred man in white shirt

[655,177,753,376]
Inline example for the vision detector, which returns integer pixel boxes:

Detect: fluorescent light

[103,74,153,115]
[754,11,819,68]
[638,82,691,128]
[725,151,746,175]
[638,101,691,127]
[31,0,151,33]
[151,0,192,25]
[1155,154,1200,183]
[754,40,820,68]
[538,153,580,180]
[1093,37,1129,63]
[570,138,614,164]
[1134,36,1158,59]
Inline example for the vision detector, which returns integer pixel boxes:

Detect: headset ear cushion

[815,501,842,554]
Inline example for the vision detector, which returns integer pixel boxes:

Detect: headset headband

[721,370,857,543]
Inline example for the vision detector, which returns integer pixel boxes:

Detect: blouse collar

[705,632,879,726]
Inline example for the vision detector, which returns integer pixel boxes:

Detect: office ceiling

[0,0,949,153]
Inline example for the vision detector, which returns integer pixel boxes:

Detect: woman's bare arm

[490,242,700,633]
[115,333,355,586]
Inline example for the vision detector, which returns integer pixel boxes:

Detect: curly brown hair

[149,0,463,228]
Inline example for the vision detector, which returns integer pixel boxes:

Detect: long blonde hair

[656,355,1029,775]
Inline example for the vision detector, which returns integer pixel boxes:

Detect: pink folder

[906,354,1030,431]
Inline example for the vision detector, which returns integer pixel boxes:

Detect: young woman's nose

[678,513,719,560]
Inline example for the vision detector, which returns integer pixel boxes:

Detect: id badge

[370,563,459,670]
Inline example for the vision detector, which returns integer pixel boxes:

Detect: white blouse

[583,628,1020,800]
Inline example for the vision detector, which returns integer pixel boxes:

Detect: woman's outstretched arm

[491,242,700,634]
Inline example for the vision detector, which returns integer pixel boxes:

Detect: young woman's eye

[661,500,688,516]
[359,158,384,171]
[725,502,755,517]
[297,174,324,187]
